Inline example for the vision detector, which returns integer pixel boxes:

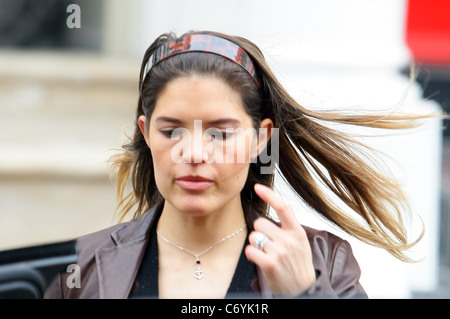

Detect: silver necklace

[156,224,247,280]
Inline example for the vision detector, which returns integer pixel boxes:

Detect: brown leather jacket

[44,201,367,299]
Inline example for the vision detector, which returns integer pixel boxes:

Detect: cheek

[149,130,177,158]
[215,160,250,192]
[222,133,256,187]
[149,135,177,178]
[219,131,256,163]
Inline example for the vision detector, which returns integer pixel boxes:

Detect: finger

[248,230,275,253]
[244,244,274,272]
[253,217,283,240]
[254,183,299,230]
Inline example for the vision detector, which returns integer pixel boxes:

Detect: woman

[45,30,431,299]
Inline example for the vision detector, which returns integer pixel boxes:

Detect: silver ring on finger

[253,231,270,251]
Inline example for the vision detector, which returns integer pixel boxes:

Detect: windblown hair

[109,30,441,262]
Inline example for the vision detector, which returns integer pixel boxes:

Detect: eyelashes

[160,129,235,140]
[160,129,176,137]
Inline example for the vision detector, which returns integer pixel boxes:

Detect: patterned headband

[141,34,261,88]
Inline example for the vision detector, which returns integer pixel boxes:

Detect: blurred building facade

[0,0,136,250]
[404,0,450,295]
[0,0,448,298]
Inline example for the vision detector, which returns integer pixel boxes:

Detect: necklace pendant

[156,224,247,282]
[194,263,205,280]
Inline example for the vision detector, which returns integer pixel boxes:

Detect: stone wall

[0,50,140,250]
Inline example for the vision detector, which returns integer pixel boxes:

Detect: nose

[180,121,212,164]
[181,137,204,164]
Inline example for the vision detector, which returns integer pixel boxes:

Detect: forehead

[151,75,251,123]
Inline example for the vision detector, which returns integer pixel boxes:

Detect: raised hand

[245,183,316,297]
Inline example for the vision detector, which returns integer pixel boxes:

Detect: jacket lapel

[95,240,147,298]
[256,267,273,298]
[95,202,163,299]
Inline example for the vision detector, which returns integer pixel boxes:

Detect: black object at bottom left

[0,239,78,299]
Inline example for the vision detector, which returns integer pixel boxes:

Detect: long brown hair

[109,30,442,262]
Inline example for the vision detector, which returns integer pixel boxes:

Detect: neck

[156,198,247,252]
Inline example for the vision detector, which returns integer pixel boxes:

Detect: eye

[208,129,235,140]
[160,129,174,137]
[160,129,183,138]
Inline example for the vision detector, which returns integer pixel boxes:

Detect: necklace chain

[156,223,247,280]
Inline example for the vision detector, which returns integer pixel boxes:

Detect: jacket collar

[95,202,164,298]
[111,201,164,245]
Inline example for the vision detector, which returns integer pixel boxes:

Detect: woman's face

[139,75,272,216]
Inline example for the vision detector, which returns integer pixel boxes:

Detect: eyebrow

[155,116,241,125]
[209,118,241,125]
[155,116,182,124]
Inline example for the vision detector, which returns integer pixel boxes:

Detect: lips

[175,175,214,191]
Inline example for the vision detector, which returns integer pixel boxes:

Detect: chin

[172,195,213,216]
